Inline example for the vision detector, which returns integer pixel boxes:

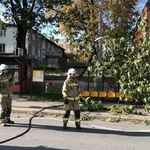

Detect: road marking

[90,125,150,132]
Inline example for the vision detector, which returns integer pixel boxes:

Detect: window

[42,41,45,49]
[32,46,35,55]
[0,30,6,36]
[0,44,5,52]
[38,48,41,57]
[48,43,50,48]
[32,34,35,40]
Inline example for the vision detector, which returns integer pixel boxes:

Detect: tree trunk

[77,47,97,80]
[16,24,27,55]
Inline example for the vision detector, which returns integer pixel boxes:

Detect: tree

[119,18,150,104]
[89,13,150,104]
[46,0,141,79]
[0,20,5,30]
[46,0,100,79]
[46,0,150,104]
[0,0,70,55]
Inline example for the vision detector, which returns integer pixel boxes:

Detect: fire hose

[0,104,63,144]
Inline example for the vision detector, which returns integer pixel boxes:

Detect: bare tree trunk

[16,24,27,55]
[77,47,97,80]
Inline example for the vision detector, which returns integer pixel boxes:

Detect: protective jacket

[0,73,14,97]
[62,78,82,101]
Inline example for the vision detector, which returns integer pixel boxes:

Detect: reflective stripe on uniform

[67,96,80,101]
[63,118,69,121]
[63,92,67,98]
[0,93,13,97]
[75,119,80,122]
[0,79,9,82]
[68,83,78,86]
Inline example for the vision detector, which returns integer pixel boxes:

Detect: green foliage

[108,105,143,115]
[90,17,150,104]
[141,119,150,126]
[106,117,121,123]
[118,18,150,104]
[79,97,104,111]
[0,20,5,30]
[144,104,150,112]
[28,93,62,102]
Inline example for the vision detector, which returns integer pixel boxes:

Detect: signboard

[14,70,19,83]
[32,70,44,82]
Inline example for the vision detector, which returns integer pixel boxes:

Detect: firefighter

[0,64,14,126]
[62,68,83,130]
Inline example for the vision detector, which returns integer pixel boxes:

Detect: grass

[22,92,63,102]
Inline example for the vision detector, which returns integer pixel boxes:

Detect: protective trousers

[63,100,80,126]
[0,96,12,123]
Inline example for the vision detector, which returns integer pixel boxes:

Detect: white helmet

[68,68,77,78]
[0,64,9,71]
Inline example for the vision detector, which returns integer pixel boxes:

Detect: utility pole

[97,0,104,91]
[98,0,103,62]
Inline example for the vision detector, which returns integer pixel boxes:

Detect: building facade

[57,39,71,54]
[0,24,67,68]
[135,0,150,44]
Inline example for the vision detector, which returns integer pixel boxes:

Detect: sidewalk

[12,95,64,116]
[12,95,150,122]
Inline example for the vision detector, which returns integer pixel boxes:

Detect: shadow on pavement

[12,123,150,137]
[0,145,68,150]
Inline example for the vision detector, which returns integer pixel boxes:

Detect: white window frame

[0,43,5,52]
[38,48,41,57]
[0,30,6,36]
[32,46,35,55]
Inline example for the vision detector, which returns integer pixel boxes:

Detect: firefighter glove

[9,77,13,81]
[80,97,85,104]
[64,98,68,104]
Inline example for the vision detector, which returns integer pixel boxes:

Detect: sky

[136,0,147,12]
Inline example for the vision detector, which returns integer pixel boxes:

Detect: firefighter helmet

[0,64,9,71]
[68,68,77,78]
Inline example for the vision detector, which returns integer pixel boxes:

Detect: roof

[66,62,90,69]
[2,22,67,53]
[0,55,31,65]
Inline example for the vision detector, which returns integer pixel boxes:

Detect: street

[0,113,150,150]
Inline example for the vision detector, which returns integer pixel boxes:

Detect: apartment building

[135,0,150,43]
[0,24,68,68]
[57,39,71,54]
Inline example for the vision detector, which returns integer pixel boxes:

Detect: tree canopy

[46,0,141,77]
[46,0,150,103]
[0,0,70,55]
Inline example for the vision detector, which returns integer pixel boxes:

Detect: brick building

[135,0,150,45]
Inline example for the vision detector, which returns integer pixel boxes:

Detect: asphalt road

[0,113,150,150]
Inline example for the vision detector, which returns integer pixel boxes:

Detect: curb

[11,96,150,123]
[12,107,150,122]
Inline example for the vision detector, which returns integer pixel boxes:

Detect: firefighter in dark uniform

[0,64,14,126]
[62,68,83,130]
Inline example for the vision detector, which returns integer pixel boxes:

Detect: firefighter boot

[6,118,14,124]
[0,120,6,126]
[1,123,6,126]
[75,122,82,130]
[63,123,67,129]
